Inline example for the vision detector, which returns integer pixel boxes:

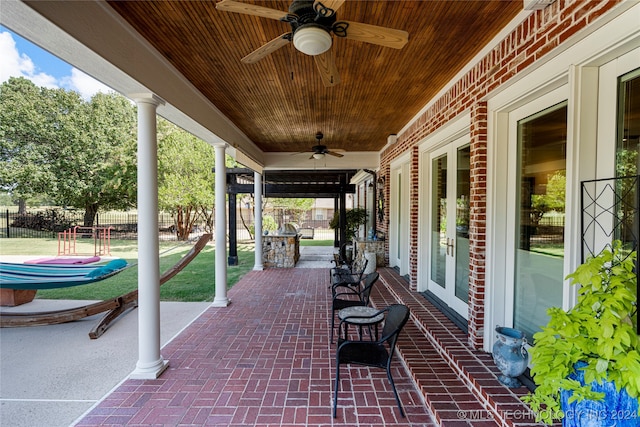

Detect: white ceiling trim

[263,152,379,171]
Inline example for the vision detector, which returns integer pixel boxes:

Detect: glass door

[428,137,470,318]
[512,102,567,343]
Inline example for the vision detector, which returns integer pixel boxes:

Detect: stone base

[0,288,37,306]
[354,239,386,267]
[262,234,300,268]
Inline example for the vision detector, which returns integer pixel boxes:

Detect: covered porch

[72,263,536,427]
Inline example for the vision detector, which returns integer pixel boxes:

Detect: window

[616,69,640,170]
[514,102,568,342]
[615,68,640,332]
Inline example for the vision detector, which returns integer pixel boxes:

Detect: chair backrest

[339,242,352,265]
[359,271,379,304]
[332,253,343,266]
[353,258,369,278]
[380,304,410,345]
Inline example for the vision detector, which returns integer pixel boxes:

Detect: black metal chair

[330,243,354,282]
[331,243,352,270]
[333,304,411,418]
[330,271,379,343]
[330,257,368,292]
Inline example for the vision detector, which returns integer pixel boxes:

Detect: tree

[50,92,137,225]
[0,79,137,224]
[530,170,565,226]
[1,78,229,237]
[267,197,314,227]
[157,118,216,240]
[0,77,60,212]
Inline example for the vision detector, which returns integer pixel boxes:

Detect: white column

[129,93,168,379]
[253,171,264,271]
[212,143,230,307]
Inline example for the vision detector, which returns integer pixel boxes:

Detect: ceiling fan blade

[216,0,287,21]
[241,34,290,64]
[326,150,344,158]
[343,21,409,49]
[314,0,346,13]
[313,49,341,87]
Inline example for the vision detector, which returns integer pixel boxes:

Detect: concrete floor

[0,299,212,427]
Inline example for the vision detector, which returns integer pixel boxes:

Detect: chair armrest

[331,273,360,289]
[332,287,361,298]
[331,278,361,296]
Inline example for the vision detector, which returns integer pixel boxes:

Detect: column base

[129,358,169,379]
[253,264,264,271]
[211,298,230,307]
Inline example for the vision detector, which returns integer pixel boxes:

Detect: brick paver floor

[75,267,437,426]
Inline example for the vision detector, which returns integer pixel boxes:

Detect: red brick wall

[468,102,488,349]
[378,0,622,348]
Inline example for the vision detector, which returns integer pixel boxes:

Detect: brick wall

[378,0,622,348]
[468,102,488,349]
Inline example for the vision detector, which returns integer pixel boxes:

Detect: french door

[427,137,470,318]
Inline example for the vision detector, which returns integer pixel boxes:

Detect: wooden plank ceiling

[106,0,523,155]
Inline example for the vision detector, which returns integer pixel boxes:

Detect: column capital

[129,93,166,106]
[212,142,228,149]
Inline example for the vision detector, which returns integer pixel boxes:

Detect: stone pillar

[130,93,168,379]
[254,171,264,270]
[212,143,229,307]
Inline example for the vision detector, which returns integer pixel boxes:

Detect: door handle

[446,238,454,256]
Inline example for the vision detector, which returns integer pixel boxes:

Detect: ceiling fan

[305,132,344,159]
[215,0,409,87]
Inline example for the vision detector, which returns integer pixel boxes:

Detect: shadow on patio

[74,264,541,427]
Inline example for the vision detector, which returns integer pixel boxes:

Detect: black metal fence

[1,208,336,241]
[0,208,180,240]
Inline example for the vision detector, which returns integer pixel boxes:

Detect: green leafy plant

[329,208,368,241]
[249,215,277,236]
[522,241,640,424]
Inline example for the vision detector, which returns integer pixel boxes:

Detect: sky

[0,25,112,100]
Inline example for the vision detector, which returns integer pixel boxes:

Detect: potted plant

[522,240,640,426]
[329,208,368,242]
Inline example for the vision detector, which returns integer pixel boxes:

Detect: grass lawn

[0,238,255,302]
[299,239,333,246]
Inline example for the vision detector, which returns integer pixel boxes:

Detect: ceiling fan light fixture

[312,152,325,160]
[293,26,332,56]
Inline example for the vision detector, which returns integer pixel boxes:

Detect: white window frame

[484,3,640,352]
[389,152,411,275]
[417,113,471,297]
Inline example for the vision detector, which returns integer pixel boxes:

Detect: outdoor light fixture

[293,26,332,56]
[312,152,325,160]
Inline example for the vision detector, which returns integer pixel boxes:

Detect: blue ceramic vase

[492,326,529,388]
[560,362,639,427]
